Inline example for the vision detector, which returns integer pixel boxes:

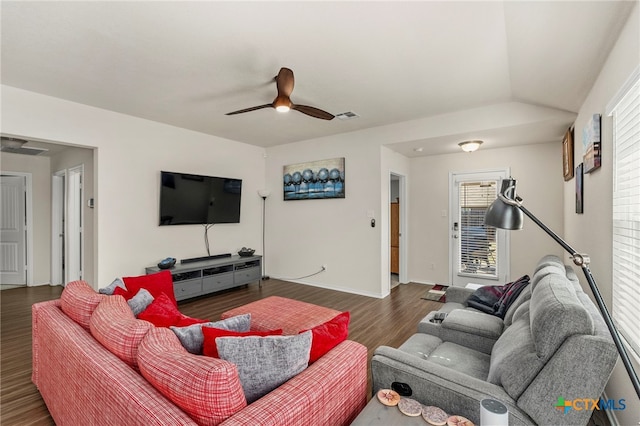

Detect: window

[458,181,498,277]
[608,68,640,358]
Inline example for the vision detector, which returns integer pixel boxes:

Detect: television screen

[159,171,242,225]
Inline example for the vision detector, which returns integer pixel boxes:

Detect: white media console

[145,254,262,301]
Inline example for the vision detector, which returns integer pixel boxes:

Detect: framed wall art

[562,126,574,181]
[582,114,601,173]
[576,163,584,214]
[283,157,345,200]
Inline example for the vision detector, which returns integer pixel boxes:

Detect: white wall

[565,3,639,424]
[0,152,51,285]
[1,86,266,288]
[408,142,564,285]
[264,133,383,297]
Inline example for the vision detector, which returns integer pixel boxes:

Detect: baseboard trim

[276,278,386,299]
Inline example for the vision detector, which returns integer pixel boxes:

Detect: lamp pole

[258,190,270,281]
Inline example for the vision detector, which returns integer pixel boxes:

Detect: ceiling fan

[226,67,334,120]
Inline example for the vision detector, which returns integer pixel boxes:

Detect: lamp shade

[257,189,271,198]
[484,179,523,230]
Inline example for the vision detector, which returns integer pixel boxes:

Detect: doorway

[0,173,32,287]
[389,172,407,288]
[51,165,83,284]
[449,170,510,287]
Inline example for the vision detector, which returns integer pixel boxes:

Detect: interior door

[0,175,27,285]
[390,202,399,274]
[66,166,83,282]
[450,170,509,287]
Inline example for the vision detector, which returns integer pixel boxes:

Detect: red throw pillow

[175,315,209,327]
[122,270,177,308]
[202,327,283,358]
[137,293,183,327]
[301,311,350,363]
[113,285,131,299]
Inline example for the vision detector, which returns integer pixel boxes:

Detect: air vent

[0,146,48,156]
[336,111,360,120]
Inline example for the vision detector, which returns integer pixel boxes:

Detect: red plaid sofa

[32,281,368,425]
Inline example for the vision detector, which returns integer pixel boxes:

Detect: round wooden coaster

[447,415,475,426]
[397,398,422,417]
[376,389,401,406]
[422,405,448,426]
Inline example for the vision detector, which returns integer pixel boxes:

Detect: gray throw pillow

[170,313,251,354]
[217,330,312,403]
[99,277,126,295]
[128,288,154,316]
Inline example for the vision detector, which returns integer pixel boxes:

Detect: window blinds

[611,75,640,358]
[458,181,497,277]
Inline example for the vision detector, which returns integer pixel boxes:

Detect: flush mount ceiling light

[458,140,483,152]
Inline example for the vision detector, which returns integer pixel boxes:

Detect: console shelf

[145,255,262,301]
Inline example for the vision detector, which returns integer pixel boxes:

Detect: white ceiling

[1,1,635,157]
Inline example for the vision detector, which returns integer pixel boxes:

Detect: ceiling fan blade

[225,104,272,116]
[276,67,294,98]
[292,104,335,120]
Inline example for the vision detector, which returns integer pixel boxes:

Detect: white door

[51,172,65,285]
[0,175,27,285]
[449,170,510,287]
[67,166,83,282]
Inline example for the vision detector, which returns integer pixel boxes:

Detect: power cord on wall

[274,265,326,281]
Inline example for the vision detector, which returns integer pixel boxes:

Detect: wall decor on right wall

[576,163,584,214]
[582,113,601,173]
[562,126,574,181]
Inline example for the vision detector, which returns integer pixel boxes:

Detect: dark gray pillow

[128,288,154,316]
[217,330,312,403]
[99,277,126,295]
[170,313,251,354]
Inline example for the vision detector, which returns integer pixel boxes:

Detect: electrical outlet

[322,264,327,271]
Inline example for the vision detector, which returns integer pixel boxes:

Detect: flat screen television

[159,171,242,225]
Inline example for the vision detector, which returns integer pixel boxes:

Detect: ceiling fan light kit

[458,140,483,152]
[226,67,334,120]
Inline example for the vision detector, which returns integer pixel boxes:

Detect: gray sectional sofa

[371,255,617,425]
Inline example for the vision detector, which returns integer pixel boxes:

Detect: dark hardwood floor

[0,279,440,425]
[0,280,611,425]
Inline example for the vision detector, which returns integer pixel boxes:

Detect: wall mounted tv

[159,171,242,226]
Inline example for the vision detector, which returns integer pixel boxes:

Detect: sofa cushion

[137,327,247,425]
[428,342,491,380]
[217,331,312,403]
[487,316,542,399]
[202,327,283,358]
[301,311,350,363]
[122,270,177,307]
[530,275,593,361]
[441,309,503,340]
[127,288,154,316]
[89,295,153,369]
[60,280,105,330]
[170,314,251,354]
[531,255,566,289]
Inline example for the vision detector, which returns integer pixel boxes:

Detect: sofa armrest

[439,310,504,354]
[444,286,476,304]
[222,339,367,426]
[371,346,534,425]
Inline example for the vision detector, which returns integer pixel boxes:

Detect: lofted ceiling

[0,1,635,157]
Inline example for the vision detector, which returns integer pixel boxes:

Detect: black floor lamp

[484,178,640,399]
[258,189,271,281]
